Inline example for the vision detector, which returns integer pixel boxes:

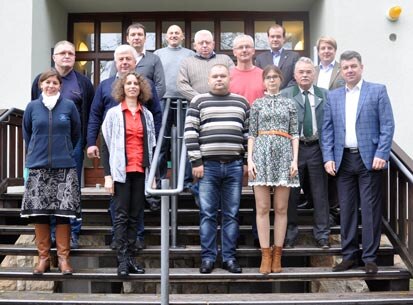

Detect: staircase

[0,186,412,304]
[1,107,413,304]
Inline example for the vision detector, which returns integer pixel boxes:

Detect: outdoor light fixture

[78,41,88,65]
[387,6,402,21]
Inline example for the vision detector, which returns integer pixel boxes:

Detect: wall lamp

[387,6,402,21]
[78,41,88,66]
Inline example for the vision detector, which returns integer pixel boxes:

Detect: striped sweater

[184,92,250,167]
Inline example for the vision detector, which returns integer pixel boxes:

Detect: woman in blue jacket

[21,68,81,275]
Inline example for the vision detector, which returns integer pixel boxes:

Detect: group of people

[21,22,395,279]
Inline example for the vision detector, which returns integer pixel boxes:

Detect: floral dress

[248,93,300,187]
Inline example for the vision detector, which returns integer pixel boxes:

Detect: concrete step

[0,266,409,286]
[0,244,395,258]
[1,291,413,304]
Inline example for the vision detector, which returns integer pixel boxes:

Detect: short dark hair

[340,50,362,64]
[38,68,62,89]
[126,23,146,36]
[267,24,286,38]
[262,65,284,83]
[112,71,152,103]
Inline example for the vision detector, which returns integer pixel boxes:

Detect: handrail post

[160,178,170,305]
[170,126,178,248]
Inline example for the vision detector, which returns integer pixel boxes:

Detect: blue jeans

[50,138,83,240]
[198,159,243,263]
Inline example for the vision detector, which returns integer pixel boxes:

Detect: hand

[192,165,204,180]
[324,161,336,176]
[248,161,257,179]
[104,175,114,194]
[290,161,298,178]
[372,157,386,170]
[87,145,100,159]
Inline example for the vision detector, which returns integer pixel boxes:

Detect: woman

[248,65,299,274]
[21,68,81,275]
[102,71,156,277]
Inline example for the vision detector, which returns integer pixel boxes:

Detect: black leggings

[32,216,70,225]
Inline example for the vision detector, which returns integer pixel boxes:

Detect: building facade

[0,0,411,157]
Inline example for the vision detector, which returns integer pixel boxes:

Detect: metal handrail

[390,151,413,183]
[0,108,24,124]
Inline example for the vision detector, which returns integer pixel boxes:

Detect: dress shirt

[300,86,318,139]
[272,48,283,66]
[317,62,334,90]
[344,79,363,148]
[135,49,145,65]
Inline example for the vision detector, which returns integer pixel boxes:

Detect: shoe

[332,259,358,272]
[199,260,214,274]
[222,259,242,273]
[147,196,161,212]
[365,262,378,274]
[135,239,146,250]
[283,239,295,249]
[70,234,79,249]
[117,256,129,277]
[317,239,330,249]
[128,257,145,274]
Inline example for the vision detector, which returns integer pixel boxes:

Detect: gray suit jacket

[314,61,345,90]
[255,49,300,89]
[281,84,328,139]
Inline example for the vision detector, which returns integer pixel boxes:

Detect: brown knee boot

[271,246,283,273]
[33,224,51,275]
[259,247,272,274]
[56,224,73,275]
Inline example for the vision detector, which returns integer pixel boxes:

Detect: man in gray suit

[255,24,299,89]
[314,36,345,227]
[322,51,395,274]
[281,57,330,249]
[314,36,345,90]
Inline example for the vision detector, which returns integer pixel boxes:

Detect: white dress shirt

[300,86,318,139]
[344,79,363,148]
[317,62,334,90]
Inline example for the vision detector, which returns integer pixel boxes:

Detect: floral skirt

[21,168,81,220]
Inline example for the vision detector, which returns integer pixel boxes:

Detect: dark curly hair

[111,71,152,103]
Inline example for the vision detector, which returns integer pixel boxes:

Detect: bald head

[166,25,184,48]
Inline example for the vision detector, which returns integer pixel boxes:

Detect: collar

[195,52,216,60]
[271,48,283,57]
[319,62,334,71]
[121,100,142,112]
[300,86,314,95]
[346,79,363,92]
[167,45,182,50]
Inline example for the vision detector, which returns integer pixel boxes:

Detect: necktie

[303,91,313,138]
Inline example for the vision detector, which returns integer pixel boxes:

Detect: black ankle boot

[117,255,129,277]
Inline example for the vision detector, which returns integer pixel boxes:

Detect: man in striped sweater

[184,64,250,274]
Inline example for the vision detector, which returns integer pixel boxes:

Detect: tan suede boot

[259,247,272,274]
[33,224,51,275]
[56,224,73,275]
[271,246,283,273]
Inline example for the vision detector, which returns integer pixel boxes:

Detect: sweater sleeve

[87,83,105,147]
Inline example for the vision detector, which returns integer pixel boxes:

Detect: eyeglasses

[54,51,75,57]
[234,45,253,51]
[265,75,280,80]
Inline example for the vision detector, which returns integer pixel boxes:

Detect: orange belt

[258,130,292,139]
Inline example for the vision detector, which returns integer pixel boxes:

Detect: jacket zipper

[48,109,52,167]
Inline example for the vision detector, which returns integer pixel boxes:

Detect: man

[229,34,265,105]
[228,34,265,248]
[177,29,234,199]
[255,24,300,89]
[87,44,162,252]
[154,25,195,181]
[314,36,345,227]
[281,57,330,249]
[184,64,249,274]
[31,40,95,249]
[105,23,166,99]
[315,36,345,90]
[177,29,235,102]
[321,51,395,274]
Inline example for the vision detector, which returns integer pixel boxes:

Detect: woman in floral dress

[248,65,299,274]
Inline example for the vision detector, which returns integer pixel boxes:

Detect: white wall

[0,0,33,110]
[310,0,413,157]
[0,0,67,111]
